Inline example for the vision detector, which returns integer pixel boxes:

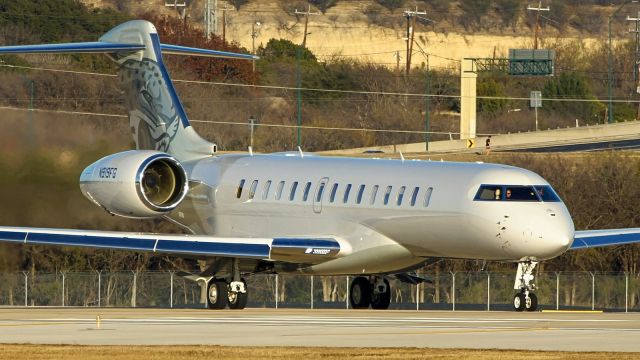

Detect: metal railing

[1,271,639,311]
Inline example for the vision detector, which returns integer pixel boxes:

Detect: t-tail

[0,20,257,161]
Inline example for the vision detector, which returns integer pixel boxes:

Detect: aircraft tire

[371,278,391,310]
[350,276,371,309]
[228,279,248,310]
[513,292,526,312]
[207,279,228,309]
[525,292,538,312]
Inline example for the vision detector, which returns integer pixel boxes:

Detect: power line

[2,63,640,103]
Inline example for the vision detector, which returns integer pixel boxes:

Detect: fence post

[626,273,629,313]
[275,274,279,309]
[487,272,490,311]
[170,271,174,309]
[451,271,456,312]
[310,275,314,310]
[97,271,101,308]
[132,271,137,308]
[416,282,420,311]
[23,272,28,307]
[556,272,560,310]
[591,272,595,311]
[61,272,65,307]
[346,276,349,309]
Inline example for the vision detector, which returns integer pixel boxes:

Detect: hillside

[82,0,625,68]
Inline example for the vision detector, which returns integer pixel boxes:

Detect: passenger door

[313,177,329,214]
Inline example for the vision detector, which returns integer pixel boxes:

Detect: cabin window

[316,182,326,202]
[343,184,352,204]
[356,185,365,204]
[262,180,272,200]
[303,182,312,201]
[276,181,285,200]
[424,187,433,207]
[249,180,258,199]
[410,186,419,206]
[383,186,392,205]
[289,181,299,201]
[329,183,339,203]
[397,186,406,206]
[236,179,246,199]
[370,185,379,205]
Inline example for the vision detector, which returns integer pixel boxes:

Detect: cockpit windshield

[474,184,561,202]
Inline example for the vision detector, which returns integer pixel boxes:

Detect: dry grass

[1,345,640,360]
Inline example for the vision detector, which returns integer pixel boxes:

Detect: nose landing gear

[513,261,538,312]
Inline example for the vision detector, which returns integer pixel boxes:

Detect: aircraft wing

[0,226,342,262]
[571,228,640,250]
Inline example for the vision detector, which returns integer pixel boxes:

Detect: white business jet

[0,21,637,311]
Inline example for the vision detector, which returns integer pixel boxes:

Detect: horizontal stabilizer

[571,228,640,249]
[0,41,257,60]
[160,44,258,60]
[0,41,145,54]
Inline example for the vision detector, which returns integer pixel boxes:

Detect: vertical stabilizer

[100,21,217,161]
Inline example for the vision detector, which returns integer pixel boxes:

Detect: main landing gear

[513,261,538,312]
[349,276,391,310]
[206,258,248,310]
[206,278,248,310]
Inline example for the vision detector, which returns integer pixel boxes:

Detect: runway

[0,308,639,352]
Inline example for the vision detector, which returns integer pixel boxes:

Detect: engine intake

[80,150,188,218]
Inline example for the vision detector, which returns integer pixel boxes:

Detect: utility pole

[609,1,638,124]
[424,54,430,152]
[403,7,427,76]
[220,4,235,42]
[251,20,261,73]
[628,12,640,119]
[527,1,550,49]
[295,5,320,48]
[204,0,218,40]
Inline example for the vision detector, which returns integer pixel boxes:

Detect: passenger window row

[235,179,434,207]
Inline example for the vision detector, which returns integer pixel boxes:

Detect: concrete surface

[1,308,640,351]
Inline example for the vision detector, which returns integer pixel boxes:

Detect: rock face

[81,0,601,69]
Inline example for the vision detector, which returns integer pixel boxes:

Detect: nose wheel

[513,261,539,312]
[513,291,538,312]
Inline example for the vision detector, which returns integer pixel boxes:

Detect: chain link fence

[2,271,640,311]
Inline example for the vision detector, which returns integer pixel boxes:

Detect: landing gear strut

[513,261,538,312]
[349,276,391,310]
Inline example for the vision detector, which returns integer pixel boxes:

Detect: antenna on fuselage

[297,146,304,158]
[399,151,405,163]
[248,146,253,156]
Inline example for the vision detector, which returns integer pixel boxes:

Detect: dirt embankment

[83,0,604,70]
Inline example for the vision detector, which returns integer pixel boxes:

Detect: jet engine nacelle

[79,150,188,218]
